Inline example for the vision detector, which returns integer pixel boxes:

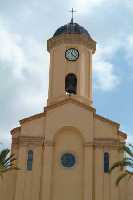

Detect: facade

[0,20,133,200]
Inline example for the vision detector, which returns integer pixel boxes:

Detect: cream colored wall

[94,147,104,200]
[127,178,133,200]
[110,149,120,200]
[21,116,45,137]
[41,102,94,200]
[0,171,16,200]
[45,102,94,142]
[14,145,43,200]
[1,102,133,200]
[13,115,46,200]
[52,129,84,200]
[94,115,131,200]
[42,101,127,200]
[94,141,121,200]
[0,116,46,200]
[95,117,118,139]
[94,148,120,200]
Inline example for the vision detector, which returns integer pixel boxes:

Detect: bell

[66,84,76,94]
[65,74,77,94]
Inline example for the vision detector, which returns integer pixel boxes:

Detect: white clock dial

[65,48,79,61]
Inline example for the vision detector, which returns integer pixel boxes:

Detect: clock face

[65,48,79,61]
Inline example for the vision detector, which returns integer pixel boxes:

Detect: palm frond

[110,143,133,185]
[3,157,16,166]
[116,171,129,186]
[3,153,16,164]
[0,149,10,161]
[123,157,133,163]
[127,171,133,181]
[109,160,133,173]
[0,148,18,177]
[128,144,133,149]
[122,145,133,157]
[116,170,133,185]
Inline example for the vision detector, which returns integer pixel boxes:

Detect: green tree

[0,148,17,177]
[110,144,133,185]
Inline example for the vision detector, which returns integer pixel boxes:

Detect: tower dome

[53,21,91,38]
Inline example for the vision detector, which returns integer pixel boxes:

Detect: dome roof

[53,22,91,38]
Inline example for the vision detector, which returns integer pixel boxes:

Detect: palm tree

[0,148,17,177]
[110,144,133,185]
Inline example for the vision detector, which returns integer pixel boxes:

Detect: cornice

[12,136,56,148]
[95,114,120,128]
[118,131,127,139]
[12,136,44,147]
[45,96,96,113]
[47,33,96,54]
[84,138,122,149]
[45,97,121,129]
[44,140,55,146]
[11,127,21,135]
[12,135,122,150]
[19,112,46,124]
[94,138,120,146]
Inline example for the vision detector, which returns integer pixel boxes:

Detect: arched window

[104,152,109,173]
[65,73,77,94]
[27,150,33,171]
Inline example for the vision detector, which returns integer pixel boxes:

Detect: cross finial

[69,8,76,23]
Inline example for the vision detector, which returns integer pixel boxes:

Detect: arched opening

[27,150,33,171]
[65,73,77,94]
[104,152,109,173]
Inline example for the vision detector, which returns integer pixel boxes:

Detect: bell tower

[47,20,96,106]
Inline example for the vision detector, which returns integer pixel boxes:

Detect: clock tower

[47,20,96,106]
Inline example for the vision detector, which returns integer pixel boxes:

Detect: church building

[0,16,133,200]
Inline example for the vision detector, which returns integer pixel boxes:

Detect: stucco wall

[1,102,133,200]
[95,116,118,139]
[20,116,45,137]
[52,128,84,200]
[127,178,133,200]
[0,171,16,200]
[45,102,94,142]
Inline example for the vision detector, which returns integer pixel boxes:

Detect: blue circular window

[61,153,76,168]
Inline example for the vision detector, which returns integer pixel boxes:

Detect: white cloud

[0,128,11,148]
[19,6,33,21]
[127,133,133,144]
[125,34,133,62]
[93,43,120,91]
[93,60,119,91]
[0,18,48,79]
[0,17,49,147]
[0,20,49,107]
[73,0,133,15]
[123,34,133,79]
[73,0,107,14]
[0,27,25,78]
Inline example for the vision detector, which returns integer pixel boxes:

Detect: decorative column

[41,140,54,200]
[83,143,94,200]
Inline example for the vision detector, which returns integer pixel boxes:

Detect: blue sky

[0,0,133,147]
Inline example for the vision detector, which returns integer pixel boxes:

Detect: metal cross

[69,8,76,23]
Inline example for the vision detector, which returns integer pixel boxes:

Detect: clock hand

[71,51,76,57]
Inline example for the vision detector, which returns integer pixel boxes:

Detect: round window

[61,153,76,168]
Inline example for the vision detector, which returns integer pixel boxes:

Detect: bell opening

[65,73,77,95]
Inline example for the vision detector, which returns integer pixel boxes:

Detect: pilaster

[41,140,54,200]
